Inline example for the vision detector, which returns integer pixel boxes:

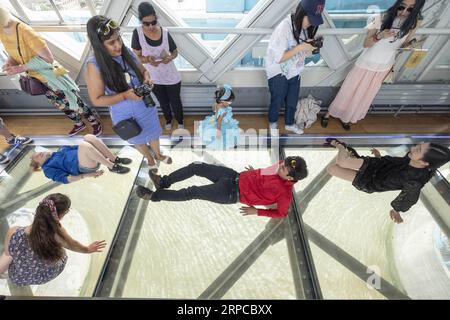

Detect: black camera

[310,36,324,55]
[134,83,156,107]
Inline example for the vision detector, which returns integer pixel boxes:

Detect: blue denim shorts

[78,163,100,174]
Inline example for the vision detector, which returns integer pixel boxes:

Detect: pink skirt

[328,66,390,124]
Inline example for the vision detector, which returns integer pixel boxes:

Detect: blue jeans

[268,74,301,125]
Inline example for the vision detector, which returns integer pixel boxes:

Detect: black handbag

[15,23,48,96]
[112,118,142,140]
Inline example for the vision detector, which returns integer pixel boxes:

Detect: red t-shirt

[238,162,296,218]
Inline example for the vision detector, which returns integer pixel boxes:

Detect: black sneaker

[0,154,10,165]
[109,163,130,174]
[136,186,153,200]
[149,170,161,189]
[6,136,33,145]
[115,156,132,165]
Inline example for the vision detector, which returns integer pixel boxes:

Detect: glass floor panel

[285,145,450,299]
[0,136,449,299]
[0,144,143,297]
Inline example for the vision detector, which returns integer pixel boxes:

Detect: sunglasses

[397,5,414,13]
[142,20,158,27]
[98,19,120,37]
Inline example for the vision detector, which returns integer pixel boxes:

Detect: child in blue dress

[198,85,240,150]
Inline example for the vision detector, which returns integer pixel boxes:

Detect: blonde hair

[0,5,11,28]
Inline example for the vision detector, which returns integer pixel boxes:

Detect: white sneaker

[178,123,184,129]
[0,154,10,165]
[285,125,304,135]
[269,122,279,136]
[165,122,172,130]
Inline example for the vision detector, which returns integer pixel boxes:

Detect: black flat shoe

[109,163,130,174]
[136,186,153,200]
[340,121,351,131]
[115,156,132,165]
[321,116,329,128]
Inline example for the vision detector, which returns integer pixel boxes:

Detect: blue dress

[87,50,162,145]
[198,106,240,150]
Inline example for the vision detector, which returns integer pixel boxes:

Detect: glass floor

[0,135,449,299]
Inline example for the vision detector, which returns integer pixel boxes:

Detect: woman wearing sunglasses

[85,15,172,173]
[321,0,425,131]
[131,2,184,132]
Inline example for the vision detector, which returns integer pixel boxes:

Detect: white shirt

[266,16,306,80]
[356,16,409,72]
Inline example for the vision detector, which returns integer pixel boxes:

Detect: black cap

[300,0,325,26]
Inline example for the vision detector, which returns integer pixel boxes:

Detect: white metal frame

[1,0,449,87]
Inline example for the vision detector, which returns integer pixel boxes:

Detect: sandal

[324,138,362,159]
[148,163,158,173]
[324,138,347,148]
[156,155,172,165]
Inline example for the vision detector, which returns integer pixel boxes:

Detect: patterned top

[0,22,48,83]
[8,227,67,287]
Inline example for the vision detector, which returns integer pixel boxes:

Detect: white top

[266,15,306,80]
[356,16,409,72]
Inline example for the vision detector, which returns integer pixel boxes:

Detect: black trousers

[152,82,184,124]
[152,162,239,204]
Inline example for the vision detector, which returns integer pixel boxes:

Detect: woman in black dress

[326,139,450,224]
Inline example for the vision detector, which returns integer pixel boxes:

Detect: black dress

[352,155,434,212]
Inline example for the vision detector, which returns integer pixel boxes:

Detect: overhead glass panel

[0,0,18,16]
[326,0,392,59]
[54,0,92,24]
[92,0,107,13]
[17,0,59,22]
[235,37,327,69]
[154,0,263,57]
[41,32,88,60]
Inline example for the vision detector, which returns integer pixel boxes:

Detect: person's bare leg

[0,120,14,140]
[148,139,172,164]
[78,141,114,169]
[326,164,358,182]
[83,134,116,160]
[335,143,364,170]
[135,144,157,167]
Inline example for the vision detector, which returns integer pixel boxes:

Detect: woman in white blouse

[266,0,325,135]
[321,0,425,131]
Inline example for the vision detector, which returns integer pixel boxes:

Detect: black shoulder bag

[112,58,142,140]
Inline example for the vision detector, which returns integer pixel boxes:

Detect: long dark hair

[138,2,156,20]
[423,143,450,170]
[86,15,144,93]
[381,0,425,40]
[291,2,318,44]
[29,193,71,263]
